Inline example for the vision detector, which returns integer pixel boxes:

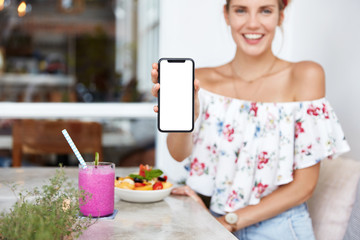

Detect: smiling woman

[151,0,350,239]
[222,0,290,85]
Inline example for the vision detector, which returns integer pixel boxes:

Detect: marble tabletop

[0,167,236,240]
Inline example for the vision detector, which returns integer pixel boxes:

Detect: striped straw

[62,129,87,169]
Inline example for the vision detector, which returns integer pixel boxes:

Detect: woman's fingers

[152,83,160,97]
[152,62,158,70]
[184,188,202,202]
[172,186,208,209]
[171,186,189,195]
[151,63,159,114]
[151,63,159,84]
[151,63,159,113]
[172,186,198,202]
[151,69,158,84]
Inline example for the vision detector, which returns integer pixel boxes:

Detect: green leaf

[145,169,163,180]
[129,169,163,181]
[129,174,144,180]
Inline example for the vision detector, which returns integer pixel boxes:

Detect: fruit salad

[115,164,172,191]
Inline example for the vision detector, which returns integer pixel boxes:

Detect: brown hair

[225,0,290,11]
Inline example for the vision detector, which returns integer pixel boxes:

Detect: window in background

[0,0,159,167]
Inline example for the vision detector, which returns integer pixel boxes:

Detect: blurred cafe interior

[0,0,159,167]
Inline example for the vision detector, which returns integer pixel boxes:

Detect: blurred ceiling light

[0,0,4,11]
[17,1,26,17]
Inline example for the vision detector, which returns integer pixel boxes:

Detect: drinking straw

[62,129,87,169]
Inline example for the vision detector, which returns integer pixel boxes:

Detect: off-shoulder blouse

[185,89,350,214]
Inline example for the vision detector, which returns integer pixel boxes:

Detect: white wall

[156,0,359,179]
[159,0,234,67]
[286,0,360,160]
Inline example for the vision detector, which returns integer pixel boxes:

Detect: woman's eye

[235,8,246,14]
[262,9,272,14]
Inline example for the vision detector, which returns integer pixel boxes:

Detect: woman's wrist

[167,132,194,161]
[224,212,239,232]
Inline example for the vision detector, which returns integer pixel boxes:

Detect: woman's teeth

[244,34,263,40]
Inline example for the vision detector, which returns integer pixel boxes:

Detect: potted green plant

[0,167,94,240]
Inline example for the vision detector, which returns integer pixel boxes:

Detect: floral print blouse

[185,89,350,214]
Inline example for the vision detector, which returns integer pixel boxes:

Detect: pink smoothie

[79,163,115,217]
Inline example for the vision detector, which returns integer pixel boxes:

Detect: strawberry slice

[152,181,163,190]
[135,182,146,188]
[139,164,151,178]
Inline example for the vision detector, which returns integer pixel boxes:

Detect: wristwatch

[225,212,238,225]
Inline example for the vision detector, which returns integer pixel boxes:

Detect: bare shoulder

[195,66,225,88]
[292,61,325,101]
[195,67,213,79]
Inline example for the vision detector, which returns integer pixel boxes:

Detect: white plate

[115,186,173,203]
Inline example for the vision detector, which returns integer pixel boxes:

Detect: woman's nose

[246,14,261,29]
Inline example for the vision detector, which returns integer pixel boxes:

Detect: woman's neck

[230,48,278,82]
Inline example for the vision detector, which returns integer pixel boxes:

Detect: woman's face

[224,0,283,57]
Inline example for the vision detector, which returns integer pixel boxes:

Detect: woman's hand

[216,216,236,232]
[171,185,207,209]
[150,63,201,122]
[172,185,236,232]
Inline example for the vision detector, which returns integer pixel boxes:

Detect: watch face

[225,212,238,225]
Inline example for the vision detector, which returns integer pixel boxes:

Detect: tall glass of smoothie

[78,162,115,217]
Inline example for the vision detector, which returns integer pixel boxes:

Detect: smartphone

[158,58,194,132]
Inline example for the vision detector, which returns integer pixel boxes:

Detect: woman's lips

[243,33,264,45]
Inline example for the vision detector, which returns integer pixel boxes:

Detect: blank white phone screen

[159,60,193,131]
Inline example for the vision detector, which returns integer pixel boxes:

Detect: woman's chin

[242,48,267,57]
[234,41,268,57]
